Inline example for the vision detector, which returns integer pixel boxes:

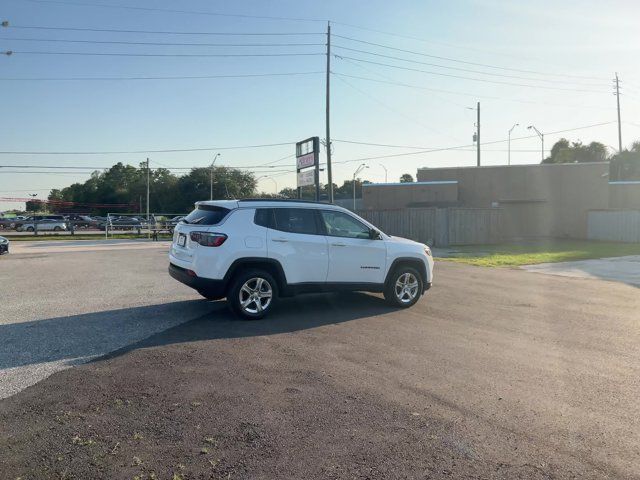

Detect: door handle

[331,242,347,247]
[272,238,288,243]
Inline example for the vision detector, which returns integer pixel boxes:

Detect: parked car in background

[13,215,66,230]
[16,219,68,232]
[0,218,14,229]
[166,216,185,233]
[65,214,94,228]
[97,216,147,231]
[0,235,8,254]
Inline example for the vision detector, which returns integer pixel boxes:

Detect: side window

[320,210,371,239]
[254,208,274,228]
[273,208,320,235]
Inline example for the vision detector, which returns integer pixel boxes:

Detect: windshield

[183,205,230,225]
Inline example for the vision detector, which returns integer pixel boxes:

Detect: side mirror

[369,228,381,240]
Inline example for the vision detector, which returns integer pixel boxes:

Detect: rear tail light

[190,231,227,247]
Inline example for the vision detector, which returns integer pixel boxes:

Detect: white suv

[169,199,434,319]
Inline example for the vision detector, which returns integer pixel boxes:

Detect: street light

[210,153,221,200]
[379,163,388,183]
[257,175,278,195]
[27,193,38,235]
[352,163,368,210]
[527,125,544,162]
[508,123,519,166]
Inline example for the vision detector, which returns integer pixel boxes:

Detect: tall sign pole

[615,72,622,153]
[325,22,333,203]
[476,102,481,167]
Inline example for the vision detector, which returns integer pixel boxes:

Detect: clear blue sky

[1,0,639,211]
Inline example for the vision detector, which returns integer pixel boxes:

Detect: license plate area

[177,233,186,247]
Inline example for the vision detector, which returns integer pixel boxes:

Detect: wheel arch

[223,257,288,295]
[385,257,428,289]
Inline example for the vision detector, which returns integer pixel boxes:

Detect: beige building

[362,162,639,239]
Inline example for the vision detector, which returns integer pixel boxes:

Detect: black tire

[227,269,278,320]
[53,226,62,231]
[26,226,34,232]
[384,266,423,308]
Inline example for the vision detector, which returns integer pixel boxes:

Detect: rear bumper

[168,263,226,297]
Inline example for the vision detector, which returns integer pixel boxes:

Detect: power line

[21,0,325,23]
[0,164,295,172]
[331,33,609,82]
[0,37,325,47]
[0,141,296,155]
[331,121,617,165]
[334,55,609,93]
[0,71,324,81]
[333,44,609,87]
[334,74,463,142]
[332,72,614,110]
[6,50,324,58]
[5,24,323,36]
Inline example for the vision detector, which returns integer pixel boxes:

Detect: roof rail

[237,198,332,205]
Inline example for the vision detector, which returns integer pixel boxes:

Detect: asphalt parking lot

[1,240,639,479]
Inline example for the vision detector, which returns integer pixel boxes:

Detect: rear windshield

[183,205,230,226]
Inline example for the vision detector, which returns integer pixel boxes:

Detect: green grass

[4,234,172,242]
[440,240,640,267]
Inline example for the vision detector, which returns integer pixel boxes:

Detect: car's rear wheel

[228,269,277,320]
[384,266,423,308]
[26,226,34,232]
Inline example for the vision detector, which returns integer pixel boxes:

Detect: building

[362,162,640,240]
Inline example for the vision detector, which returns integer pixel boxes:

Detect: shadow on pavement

[0,300,215,370]
[100,292,395,362]
[0,293,395,371]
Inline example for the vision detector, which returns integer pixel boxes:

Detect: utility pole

[146,158,150,222]
[476,102,481,167]
[325,21,334,203]
[615,72,622,153]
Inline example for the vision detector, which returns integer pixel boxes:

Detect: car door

[264,207,328,285]
[320,210,387,284]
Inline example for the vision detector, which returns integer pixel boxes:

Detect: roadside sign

[297,169,315,187]
[295,136,320,200]
[296,152,316,170]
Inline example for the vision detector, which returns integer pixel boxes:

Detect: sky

[1,0,639,211]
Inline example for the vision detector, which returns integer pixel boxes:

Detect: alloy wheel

[239,277,273,314]
[394,272,419,304]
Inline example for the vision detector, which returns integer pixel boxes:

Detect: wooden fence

[357,207,503,246]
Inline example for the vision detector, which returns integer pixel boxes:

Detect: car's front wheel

[384,267,423,308]
[228,269,277,320]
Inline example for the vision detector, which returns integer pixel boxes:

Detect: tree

[542,138,609,164]
[25,200,46,213]
[400,173,414,183]
[48,162,257,214]
[278,187,298,199]
[610,140,640,181]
